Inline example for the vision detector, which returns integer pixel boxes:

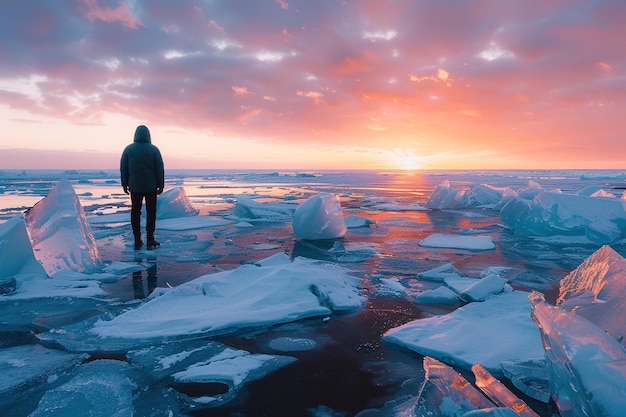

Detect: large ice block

[157,186,198,219]
[292,193,347,240]
[557,245,626,344]
[529,291,626,416]
[24,178,102,275]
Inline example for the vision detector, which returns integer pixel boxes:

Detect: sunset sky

[0,0,624,170]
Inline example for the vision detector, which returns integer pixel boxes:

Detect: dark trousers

[131,191,157,240]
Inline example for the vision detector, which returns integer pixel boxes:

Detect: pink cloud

[81,0,143,29]
[0,0,625,169]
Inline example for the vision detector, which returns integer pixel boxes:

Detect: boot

[147,236,160,250]
[134,235,143,250]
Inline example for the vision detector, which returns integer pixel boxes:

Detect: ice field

[1,169,626,416]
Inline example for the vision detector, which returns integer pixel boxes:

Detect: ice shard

[292,193,347,240]
[471,363,540,417]
[529,291,626,416]
[24,178,102,275]
[414,357,495,415]
[556,245,626,344]
[157,186,198,219]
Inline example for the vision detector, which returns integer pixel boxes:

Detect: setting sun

[392,149,422,171]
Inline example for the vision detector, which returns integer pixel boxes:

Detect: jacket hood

[134,125,151,143]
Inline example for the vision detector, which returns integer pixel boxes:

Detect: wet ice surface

[1,169,626,416]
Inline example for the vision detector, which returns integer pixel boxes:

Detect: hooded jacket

[120,125,165,193]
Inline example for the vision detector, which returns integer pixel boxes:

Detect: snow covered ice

[2,169,626,416]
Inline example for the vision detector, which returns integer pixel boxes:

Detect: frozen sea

[1,168,626,416]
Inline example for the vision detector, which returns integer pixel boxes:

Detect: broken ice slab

[128,339,295,409]
[28,360,136,417]
[24,178,102,275]
[459,274,511,302]
[383,291,545,374]
[26,359,181,417]
[471,363,540,417]
[529,291,626,416]
[414,356,495,415]
[419,234,495,251]
[45,255,364,350]
[292,193,347,240]
[127,339,245,381]
[0,344,88,409]
[556,245,626,345]
[414,286,460,306]
[417,262,463,282]
[233,195,295,221]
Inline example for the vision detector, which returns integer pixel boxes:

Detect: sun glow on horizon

[391,148,422,171]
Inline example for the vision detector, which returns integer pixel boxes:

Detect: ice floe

[384,290,545,374]
[419,234,496,251]
[44,255,365,350]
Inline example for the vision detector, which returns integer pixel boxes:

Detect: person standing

[120,125,165,250]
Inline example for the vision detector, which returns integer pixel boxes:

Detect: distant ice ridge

[381,245,626,416]
[426,179,626,244]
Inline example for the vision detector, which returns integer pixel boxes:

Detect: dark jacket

[120,125,165,193]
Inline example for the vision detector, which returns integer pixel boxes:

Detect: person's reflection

[132,263,158,299]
